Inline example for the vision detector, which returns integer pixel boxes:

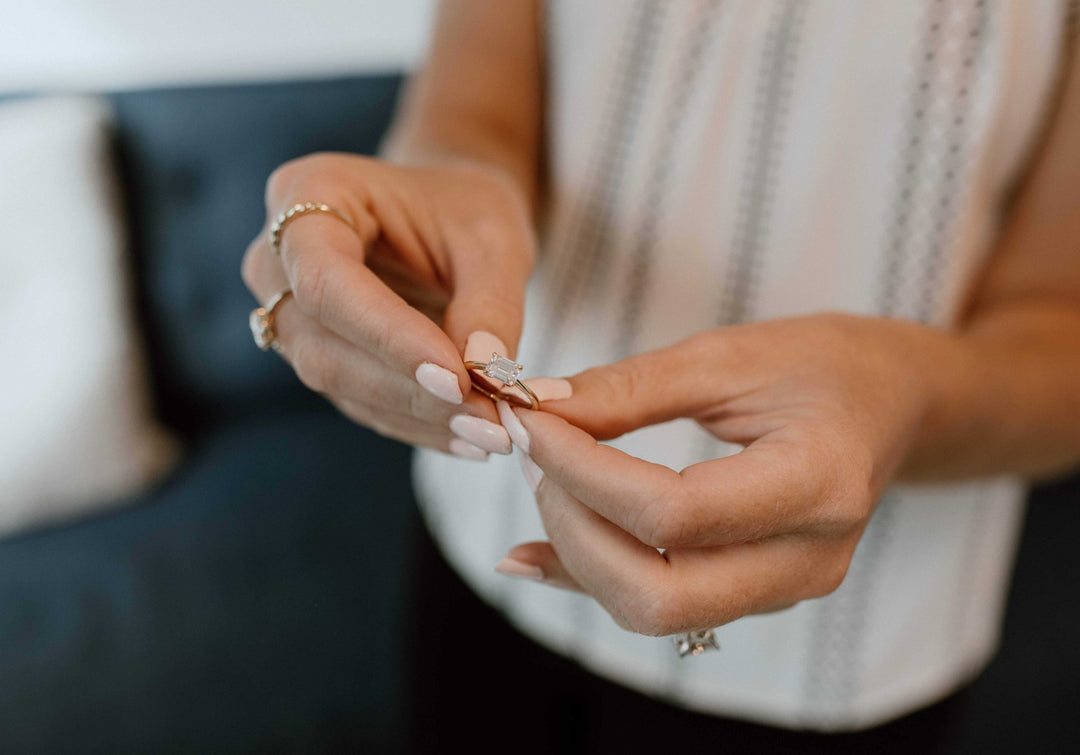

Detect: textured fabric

[415,0,1072,731]
[0,95,179,536]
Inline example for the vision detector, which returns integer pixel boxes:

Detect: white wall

[0,0,436,93]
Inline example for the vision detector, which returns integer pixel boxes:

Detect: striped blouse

[415,0,1074,730]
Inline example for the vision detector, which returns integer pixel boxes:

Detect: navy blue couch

[0,75,1076,752]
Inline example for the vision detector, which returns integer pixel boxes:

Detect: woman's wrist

[888,319,984,482]
[893,301,1080,482]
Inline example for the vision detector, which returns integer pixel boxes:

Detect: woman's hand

[242,153,538,459]
[500,314,962,634]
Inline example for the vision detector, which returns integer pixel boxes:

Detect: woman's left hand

[499,313,955,635]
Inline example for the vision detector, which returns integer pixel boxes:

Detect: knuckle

[579,359,650,437]
[634,487,689,548]
[639,482,712,548]
[626,587,686,637]
[266,152,368,207]
[819,454,876,534]
[606,359,649,405]
[787,426,873,535]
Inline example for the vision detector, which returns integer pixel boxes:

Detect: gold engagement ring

[465,352,540,410]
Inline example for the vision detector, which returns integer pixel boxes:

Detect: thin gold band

[270,202,356,256]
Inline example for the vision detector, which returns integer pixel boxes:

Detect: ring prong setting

[484,352,524,386]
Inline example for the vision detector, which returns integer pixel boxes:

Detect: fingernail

[494,557,544,581]
[496,400,530,453]
[449,414,512,455]
[520,453,544,493]
[416,362,463,404]
[449,437,489,462]
[524,377,573,402]
[464,330,509,363]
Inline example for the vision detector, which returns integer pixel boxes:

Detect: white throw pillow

[0,95,179,536]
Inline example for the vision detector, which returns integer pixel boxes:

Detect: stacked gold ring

[270,202,356,256]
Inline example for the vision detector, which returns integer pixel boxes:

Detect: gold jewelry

[270,202,356,256]
[464,352,540,410]
[249,289,293,354]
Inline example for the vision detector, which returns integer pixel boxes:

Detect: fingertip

[494,556,545,581]
[463,330,510,363]
[501,542,584,593]
[524,376,573,403]
[497,400,530,453]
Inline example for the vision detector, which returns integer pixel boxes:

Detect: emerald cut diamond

[484,353,523,386]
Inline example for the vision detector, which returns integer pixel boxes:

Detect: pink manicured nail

[494,557,544,581]
[449,438,489,462]
[520,453,544,493]
[464,330,510,363]
[496,400,530,453]
[415,362,463,404]
[449,414,512,455]
[524,377,573,402]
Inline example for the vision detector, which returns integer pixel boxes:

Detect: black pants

[404,521,969,754]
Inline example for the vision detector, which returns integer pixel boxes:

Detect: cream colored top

[416,0,1072,730]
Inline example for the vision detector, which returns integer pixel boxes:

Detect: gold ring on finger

[464,352,540,410]
[249,288,293,354]
[269,201,356,256]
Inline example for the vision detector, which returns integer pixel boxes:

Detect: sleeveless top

[414,0,1073,731]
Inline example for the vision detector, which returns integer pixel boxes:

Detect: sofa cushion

[0,95,179,536]
[109,75,402,437]
[0,404,416,752]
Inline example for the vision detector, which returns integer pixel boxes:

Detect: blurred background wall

[0,0,435,92]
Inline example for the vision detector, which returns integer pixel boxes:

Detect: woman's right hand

[241,152,538,460]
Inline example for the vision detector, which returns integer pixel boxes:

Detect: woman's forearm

[899,38,1080,483]
[898,301,1080,482]
[380,0,543,212]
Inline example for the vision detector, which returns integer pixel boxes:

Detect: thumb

[441,241,532,363]
[528,338,714,440]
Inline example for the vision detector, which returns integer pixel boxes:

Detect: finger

[530,477,849,635]
[496,540,585,593]
[273,302,502,427]
[438,196,535,360]
[273,202,472,404]
[332,397,490,461]
[528,334,725,440]
[513,408,829,548]
[241,232,291,303]
[531,475,672,633]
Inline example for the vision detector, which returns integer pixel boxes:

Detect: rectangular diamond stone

[485,353,521,385]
